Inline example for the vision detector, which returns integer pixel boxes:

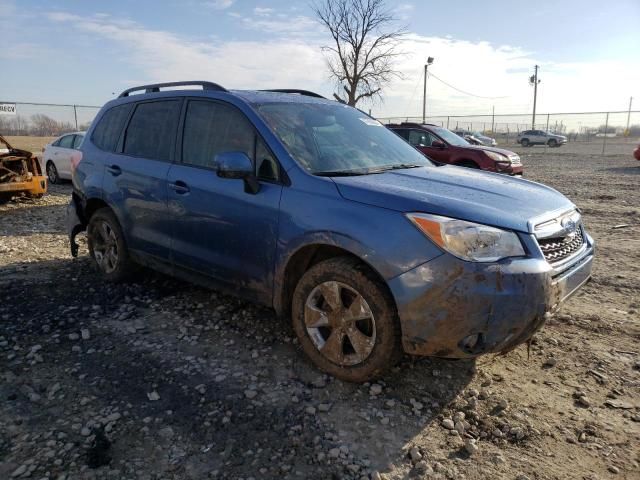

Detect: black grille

[538,227,585,264]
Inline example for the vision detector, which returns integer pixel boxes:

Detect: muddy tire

[87,208,135,282]
[291,257,402,383]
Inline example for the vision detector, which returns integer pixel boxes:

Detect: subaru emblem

[561,218,577,235]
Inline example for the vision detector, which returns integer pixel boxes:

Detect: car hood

[331,165,574,233]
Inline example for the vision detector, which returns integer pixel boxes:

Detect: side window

[408,130,430,147]
[182,101,254,169]
[123,101,181,161]
[72,134,84,149]
[91,103,133,152]
[58,135,74,148]
[394,129,409,140]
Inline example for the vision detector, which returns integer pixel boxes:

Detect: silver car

[41,132,85,183]
[453,130,497,147]
[517,130,567,147]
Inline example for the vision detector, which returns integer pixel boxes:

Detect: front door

[408,129,450,163]
[167,99,283,305]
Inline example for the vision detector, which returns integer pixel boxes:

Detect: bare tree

[314,0,405,106]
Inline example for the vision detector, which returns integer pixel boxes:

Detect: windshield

[256,102,432,175]
[430,126,469,146]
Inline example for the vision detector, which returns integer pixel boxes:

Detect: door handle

[106,165,122,176]
[169,181,190,194]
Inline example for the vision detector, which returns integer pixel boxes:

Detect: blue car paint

[331,165,573,233]
[69,87,594,359]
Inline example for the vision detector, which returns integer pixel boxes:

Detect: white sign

[0,103,17,115]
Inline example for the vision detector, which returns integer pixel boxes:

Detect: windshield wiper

[385,163,424,170]
[314,170,371,177]
[314,164,424,177]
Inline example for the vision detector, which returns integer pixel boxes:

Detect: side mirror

[214,151,260,194]
[431,140,446,148]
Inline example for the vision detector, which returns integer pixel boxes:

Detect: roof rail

[261,89,325,99]
[118,81,227,98]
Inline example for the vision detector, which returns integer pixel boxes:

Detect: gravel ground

[1,152,639,480]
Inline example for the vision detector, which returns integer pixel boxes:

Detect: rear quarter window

[91,104,133,152]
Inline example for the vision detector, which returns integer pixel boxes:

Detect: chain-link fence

[0,102,100,137]
[1,101,638,157]
[378,110,640,156]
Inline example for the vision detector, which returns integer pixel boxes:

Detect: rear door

[102,99,181,262]
[167,99,283,304]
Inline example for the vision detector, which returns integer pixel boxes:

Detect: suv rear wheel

[520,138,530,147]
[291,257,401,382]
[87,208,134,282]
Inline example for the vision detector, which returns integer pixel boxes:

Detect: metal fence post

[73,105,78,131]
[545,114,550,152]
[446,116,450,129]
[602,112,609,155]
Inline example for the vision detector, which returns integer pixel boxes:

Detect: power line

[427,72,510,99]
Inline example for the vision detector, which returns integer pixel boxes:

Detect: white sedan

[42,132,85,183]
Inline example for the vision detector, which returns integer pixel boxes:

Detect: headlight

[485,151,509,162]
[406,213,525,262]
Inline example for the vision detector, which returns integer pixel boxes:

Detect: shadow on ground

[0,256,474,478]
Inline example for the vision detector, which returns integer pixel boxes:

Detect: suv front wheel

[547,139,557,147]
[87,208,134,282]
[291,257,402,382]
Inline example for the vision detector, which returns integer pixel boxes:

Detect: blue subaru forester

[67,81,594,382]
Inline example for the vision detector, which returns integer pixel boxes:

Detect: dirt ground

[0,151,638,480]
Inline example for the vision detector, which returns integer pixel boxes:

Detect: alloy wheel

[304,281,376,366]
[47,163,58,183]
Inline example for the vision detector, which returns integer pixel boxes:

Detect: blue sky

[1,0,639,117]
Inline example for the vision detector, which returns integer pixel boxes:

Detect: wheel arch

[274,243,396,319]
[454,159,480,168]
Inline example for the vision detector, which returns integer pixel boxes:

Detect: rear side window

[58,135,74,149]
[123,101,181,161]
[182,101,254,169]
[91,104,132,152]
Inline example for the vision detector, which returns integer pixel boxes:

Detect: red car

[634,144,640,161]
[388,122,523,176]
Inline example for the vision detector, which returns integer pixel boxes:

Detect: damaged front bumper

[389,232,595,358]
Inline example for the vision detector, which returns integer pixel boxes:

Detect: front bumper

[388,232,594,358]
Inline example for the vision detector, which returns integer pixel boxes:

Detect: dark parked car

[388,122,523,176]
[634,144,640,161]
[517,130,567,147]
[68,81,594,382]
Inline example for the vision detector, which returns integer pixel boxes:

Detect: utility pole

[529,65,540,129]
[422,57,434,124]
[491,105,495,133]
[625,96,633,136]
